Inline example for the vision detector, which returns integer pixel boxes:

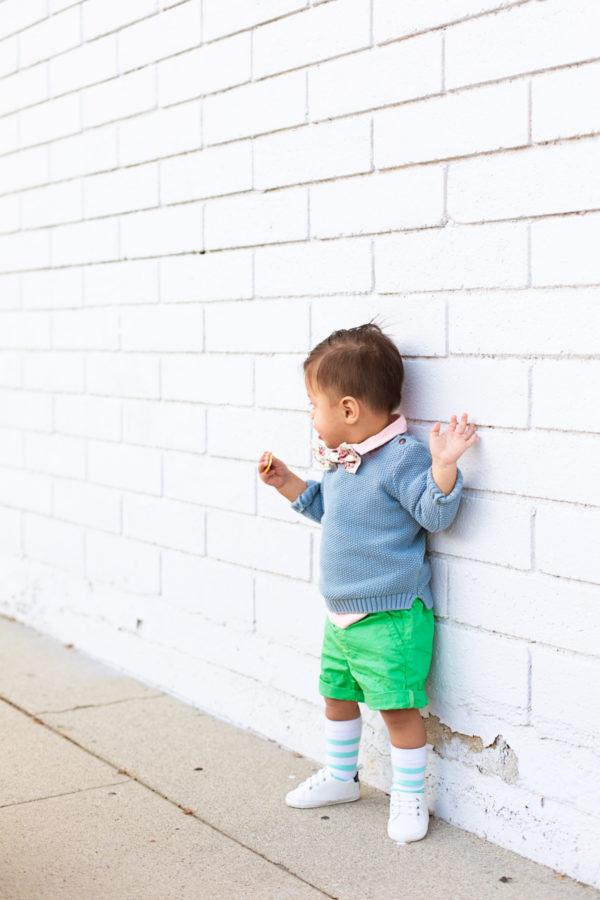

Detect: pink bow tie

[312,439,361,474]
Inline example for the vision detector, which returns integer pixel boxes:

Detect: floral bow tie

[312,438,362,474]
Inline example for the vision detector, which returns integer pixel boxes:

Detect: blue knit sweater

[291,434,463,613]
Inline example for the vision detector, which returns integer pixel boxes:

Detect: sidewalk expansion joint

[0,779,132,811]
[0,694,335,899]
[32,693,166,716]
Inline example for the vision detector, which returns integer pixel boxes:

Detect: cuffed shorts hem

[318,680,428,710]
[318,678,365,703]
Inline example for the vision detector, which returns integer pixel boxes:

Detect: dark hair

[304,323,404,413]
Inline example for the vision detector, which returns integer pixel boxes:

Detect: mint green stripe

[328,750,358,758]
[393,765,426,774]
[330,763,358,772]
[394,778,425,788]
[328,737,360,746]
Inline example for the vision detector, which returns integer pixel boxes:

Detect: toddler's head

[304,323,404,447]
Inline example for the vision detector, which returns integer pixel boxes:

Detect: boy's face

[305,378,349,449]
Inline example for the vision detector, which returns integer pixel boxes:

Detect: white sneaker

[286,767,360,809]
[387,792,429,844]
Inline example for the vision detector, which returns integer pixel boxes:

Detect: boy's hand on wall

[430,413,478,466]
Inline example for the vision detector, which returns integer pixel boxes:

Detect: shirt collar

[350,413,407,455]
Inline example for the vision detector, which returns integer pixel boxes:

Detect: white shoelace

[390,793,422,817]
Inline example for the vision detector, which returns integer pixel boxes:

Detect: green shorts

[319,599,434,710]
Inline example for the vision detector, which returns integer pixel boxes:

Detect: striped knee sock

[391,744,427,794]
[325,716,362,782]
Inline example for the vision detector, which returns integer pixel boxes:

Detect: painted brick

[255,238,372,298]
[429,494,532,570]
[82,68,156,130]
[448,139,600,223]
[0,389,52,432]
[457,428,600,507]
[446,0,600,89]
[23,350,83,394]
[0,468,51,514]
[373,0,518,41]
[253,0,370,80]
[376,222,528,293]
[309,34,441,121]
[22,267,82,310]
[123,493,205,554]
[161,354,254,406]
[0,506,21,552]
[50,33,118,97]
[86,353,160,400]
[123,400,206,453]
[207,510,311,580]
[0,146,49,194]
[24,432,86,479]
[310,294,447,357]
[0,195,19,234]
[205,299,310,353]
[157,33,251,106]
[159,251,253,303]
[49,124,118,182]
[311,167,445,238]
[531,213,600,287]
[0,0,46,37]
[204,71,306,145]
[402,357,529,428]
[84,163,159,219]
[0,36,17,78]
[118,1,201,73]
[52,308,119,351]
[19,7,80,67]
[0,274,21,310]
[51,218,120,267]
[24,513,84,574]
[120,202,202,259]
[0,113,18,155]
[429,621,529,720]
[164,452,255,515]
[83,0,158,41]
[449,289,600,356]
[160,143,252,204]
[0,63,48,118]
[254,117,371,191]
[84,260,159,306]
[0,231,50,273]
[532,646,600,744]
[532,60,600,143]
[0,311,51,349]
[448,559,599,657]
[0,353,21,388]
[536,503,599,584]
[121,304,204,352]
[203,0,307,41]
[54,394,121,441]
[21,179,82,229]
[204,188,308,250]
[54,479,121,533]
[207,408,311,468]
[255,571,324,656]
[375,81,528,170]
[88,441,162,495]
[532,360,600,434]
[161,550,254,624]
[86,530,160,594]
[255,355,307,410]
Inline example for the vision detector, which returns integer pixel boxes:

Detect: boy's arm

[258,451,324,523]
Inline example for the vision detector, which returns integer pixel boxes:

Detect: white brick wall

[1,0,599,887]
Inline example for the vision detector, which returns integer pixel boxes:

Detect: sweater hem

[324,587,433,613]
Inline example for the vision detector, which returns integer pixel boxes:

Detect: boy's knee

[324,697,360,720]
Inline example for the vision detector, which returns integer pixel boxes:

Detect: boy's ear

[340,396,360,423]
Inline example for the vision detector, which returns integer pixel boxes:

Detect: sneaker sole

[286,793,361,810]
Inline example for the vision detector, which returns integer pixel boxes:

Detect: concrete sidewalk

[0,616,595,900]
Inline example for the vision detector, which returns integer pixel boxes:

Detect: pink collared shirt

[328,414,407,629]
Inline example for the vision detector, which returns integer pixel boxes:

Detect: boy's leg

[380,708,428,844]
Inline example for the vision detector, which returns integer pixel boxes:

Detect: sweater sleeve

[389,439,463,533]
[291,479,324,524]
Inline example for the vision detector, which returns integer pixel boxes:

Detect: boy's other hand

[258,451,290,488]
[430,413,478,466]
